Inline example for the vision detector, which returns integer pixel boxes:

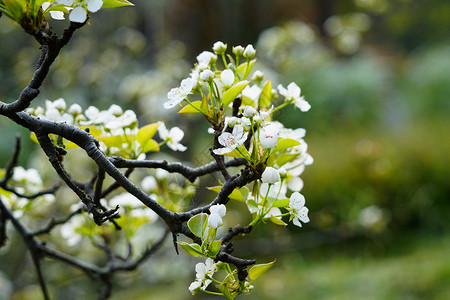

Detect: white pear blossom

[213,125,248,155]
[42,2,65,20]
[288,192,310,227]
[232,45,244,56]
[207,204,226,228]
[242,84,262,103]
[68,103,82,115]
[196,51,217,70]
[243,106,256,118]
[221,69,235,87]
[213,41,227,54]
[200,69,214,82]
[260,123,279,148]
[56,0,103,23]
[189,258,217,294]
[243,44,256,59]
[278,82,311,112]
[164,78,193,109]
[158,123,187,152]
[252,70,264,81]
[260,181,287,199]
[141,176,157,192]
[261,167,280,184]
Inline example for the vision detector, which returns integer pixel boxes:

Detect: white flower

[260,123,279,148]
[59,214,84,246]
[252,70,264,81]
[189,258,216,294]
[207,204,226,228]
[260,181,287,199]
[164,78,193,109]
[196,51,217,70]
[288,192,310,227]
[108,104,123,116]
[200,69,214,82]
[56,0,103,23]
[42,2,65,19]
[12,167,43,186]
[243,106,256,118]
[277,82,311,112]
[158,123,187,152]
[213,41,227,54]
[109,193,142,208]
[243,44,256,59]
[213,125,248,155]
[242,85,262,102]
[232,45,244,56]
[141,176,157,192]
[68,103,82,115]
[221,69,235,87]
[261,167,280,184]
[104,110,137,130]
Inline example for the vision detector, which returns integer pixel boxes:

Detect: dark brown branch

[109,156,246,183]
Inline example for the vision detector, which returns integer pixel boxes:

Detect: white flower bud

[232,45,244,56]
[221,69,235,86]
[213,41,227,54]
[243,106,256,118]
[200,69,214,82]
[261,167,280,184]
[53,98,67,111]
[108,104,123,116]
[243,44,256,59]
[252,70,264,82]
[278,167,287,177]
[68,103,82,115]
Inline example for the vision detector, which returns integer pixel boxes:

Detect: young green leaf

[187,213,208,238]
[102,0,134,8]
[259,80,272,108]
[208,186,245,202]
[248,260,276,281]
[269,215,287,226]
[208,240,222,257]
[137,122,161,147]
[222,80,249,108]
[178,101,207,114]
[273,138,301,153]
[177,242,205,257]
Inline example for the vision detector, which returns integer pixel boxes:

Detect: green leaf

[137,122,161,152]
[276,153,299,166]
[208,186,245,202]
[273,138,301,153]
[236,59,256,79]
[222,80,249,108]
[208,240,222,258]
[218,273,235,300]
[178,101,207,114]
[249,260,276,281]
[259,80,272,107]
[268,216,287,226]
[247,199,259,214]
[273,198,289,208]
[140,139,159,153]
[177,242,205,257]
[187,213,208,238]
[102,0,134,8]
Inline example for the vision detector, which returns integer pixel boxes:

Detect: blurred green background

[1,0,449,299]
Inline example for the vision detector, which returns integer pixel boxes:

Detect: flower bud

[68,104,82,115]
[200,69,214,82]
[232,45,244,57]
[252,70,264,82]
[53,98,67,111]
[261,167,280,183]
[278,167,287,177]
[243,106,256,118]
[243,44,256,59]
[221,69,235,86]
[213,41,227,54]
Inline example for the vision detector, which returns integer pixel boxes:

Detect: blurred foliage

[1,0,449,299]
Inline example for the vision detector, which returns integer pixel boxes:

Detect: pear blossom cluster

[42,0,103,23]
[26,98,187,158]
[0,166,55,218]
